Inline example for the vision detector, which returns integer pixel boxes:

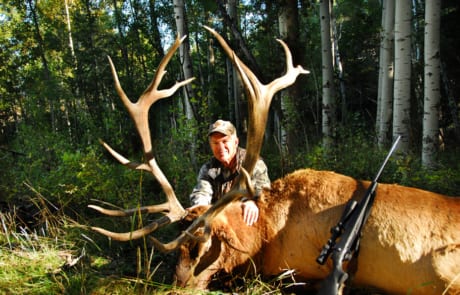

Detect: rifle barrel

[372,136,401,182]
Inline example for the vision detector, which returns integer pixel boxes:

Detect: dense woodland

[0,0,459,293]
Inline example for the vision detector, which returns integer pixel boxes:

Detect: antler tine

[91,214,171,241]
[88,202,170,217]
[267,39,310,94]
[144,35,193,98]
[89,35,194,241]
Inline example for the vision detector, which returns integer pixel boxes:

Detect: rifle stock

[317,252,349,295]
[316,136,401,295]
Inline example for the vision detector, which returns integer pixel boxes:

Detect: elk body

[88,27,459,295]
[175,168,460,294]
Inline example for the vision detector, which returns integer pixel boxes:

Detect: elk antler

[205,26,310,174]
[88,35,195,241]
[147,26,310,252]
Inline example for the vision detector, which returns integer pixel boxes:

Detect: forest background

[0,0,459,294]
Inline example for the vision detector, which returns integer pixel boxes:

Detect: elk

[89,27,460,295]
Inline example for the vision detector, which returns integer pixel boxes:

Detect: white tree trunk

[319,0,336,147]
[173,0,194,122]
[393,0,412,152]
[65,0,75,57]
[422,0,441,167]
[377,0,395,147]
[64,0,75,138]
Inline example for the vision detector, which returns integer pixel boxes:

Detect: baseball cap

[208,120,237,136]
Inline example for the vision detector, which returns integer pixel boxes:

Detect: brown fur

[176,169,460,294]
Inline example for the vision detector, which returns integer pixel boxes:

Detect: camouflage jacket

[189,147,271,206]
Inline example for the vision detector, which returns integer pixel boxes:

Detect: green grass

[0,212,67,294]
[0,244,63,294]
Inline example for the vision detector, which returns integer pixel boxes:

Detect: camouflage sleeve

[251,158,271,196]
[189,164,213,206]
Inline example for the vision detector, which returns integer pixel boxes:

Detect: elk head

[88,27,309,275]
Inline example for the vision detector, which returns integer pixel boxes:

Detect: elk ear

[220,228,249,254]
[213,207,251,254]
[194,234,222,275]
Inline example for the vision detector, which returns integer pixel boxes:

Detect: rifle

[316,136,401,295]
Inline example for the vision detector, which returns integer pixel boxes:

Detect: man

[189,120,271,226]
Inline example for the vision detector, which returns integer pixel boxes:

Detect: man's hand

[242,200,259,226]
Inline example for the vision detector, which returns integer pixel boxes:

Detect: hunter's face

[209,132,239,168]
